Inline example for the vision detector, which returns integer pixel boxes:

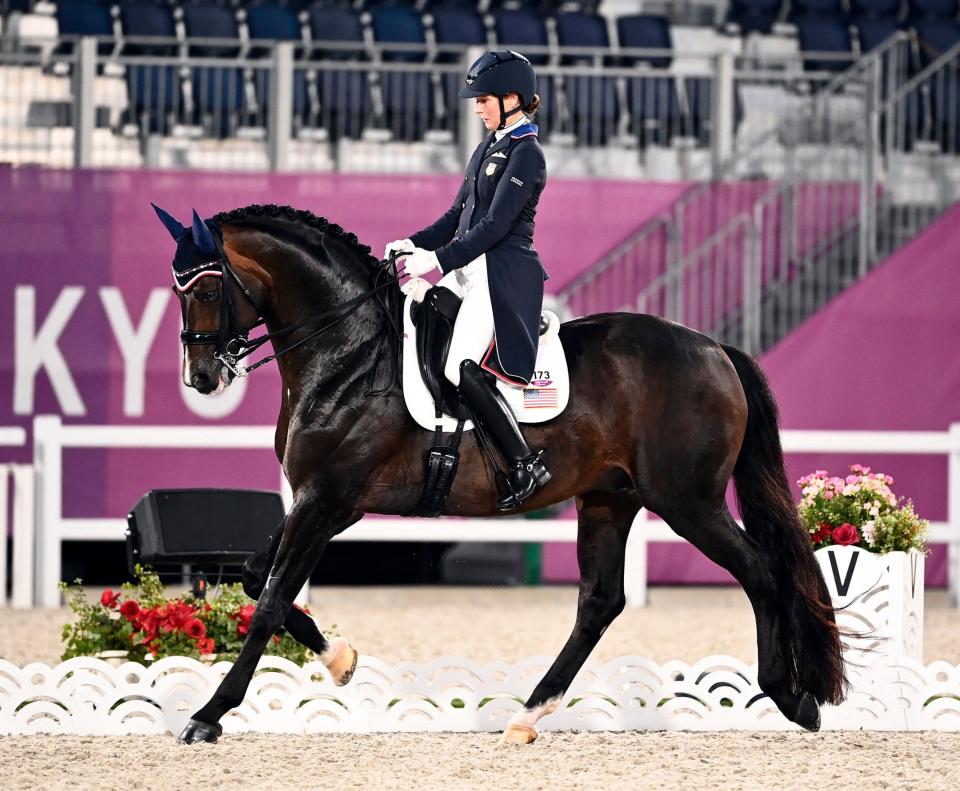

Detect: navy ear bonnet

[152,203,223,292]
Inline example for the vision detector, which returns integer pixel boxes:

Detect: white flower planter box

[815,546,924,667]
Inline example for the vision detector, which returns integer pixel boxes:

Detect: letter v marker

[828,549,859,597]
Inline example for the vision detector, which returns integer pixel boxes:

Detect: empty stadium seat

[555,11,619,145]
[491,8,549,65]
[246,5,303,48]
[55,1,113,56]
[125,64,180,136]
[854,17,901,52]
[307,7,372,140]
[119,3,177,56]
[616,15,672,68]
[371,6,432,140]
[182,5,241,58]
[913,18,960,67]
[308,6,365,61]
[246,5,308,128]
[370,5,427,63]
[183,5,245,137]
[431,7,486,62]
[791,0,845,17]
[432,7,487,136]
[725,0,784,34]
[626,76,680,146]
[850,0,902,16]
[907,0,958,17]
[795,16,855,72]
[555,11,609,65]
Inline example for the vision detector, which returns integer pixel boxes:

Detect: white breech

[439,254,495,387]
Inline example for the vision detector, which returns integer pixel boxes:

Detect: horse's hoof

[500,723,538,746]
[177,719,222,745]
[323,638,358,687]
[792,692,821,732]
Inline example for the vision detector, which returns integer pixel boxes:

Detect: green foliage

[61,565,323,665]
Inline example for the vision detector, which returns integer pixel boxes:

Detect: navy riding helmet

[458,50,537,130]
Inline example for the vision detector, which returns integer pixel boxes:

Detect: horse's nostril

[191,371,211,390]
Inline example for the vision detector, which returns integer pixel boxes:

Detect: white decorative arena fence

[2,654,960,736]
[21,416,960,609]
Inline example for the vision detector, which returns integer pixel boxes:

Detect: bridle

[178,232,407,386]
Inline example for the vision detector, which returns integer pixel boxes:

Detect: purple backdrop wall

[543,201,960,586]
[0,167,686,525]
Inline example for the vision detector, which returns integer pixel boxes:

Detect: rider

[386,50,551,511]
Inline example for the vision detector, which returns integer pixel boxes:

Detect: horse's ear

[191,209,218,256]
[152,203,185,241]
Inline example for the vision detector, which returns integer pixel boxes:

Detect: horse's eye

[197,289,219,304]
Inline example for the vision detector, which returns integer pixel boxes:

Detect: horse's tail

[722,343,846,705]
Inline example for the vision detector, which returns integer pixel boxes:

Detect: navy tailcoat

[410,122,548,385]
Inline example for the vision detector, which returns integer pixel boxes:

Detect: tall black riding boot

[458,359,551,511]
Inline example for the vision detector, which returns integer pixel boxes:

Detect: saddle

[402,286,569,433]
[409,287,471,421]
[403,286,569,517]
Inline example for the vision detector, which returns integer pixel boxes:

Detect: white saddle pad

[401,294,570,432]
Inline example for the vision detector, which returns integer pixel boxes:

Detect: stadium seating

[370,5,433,140]
[432,7,487,136]
[247,4,309,129]
[907,0,958,18]
[725,0,784,35]
[183,5,245,137]
[119,3,177,56]
[853,18,902,53]
[913,17,960,67]
[794,16,855,72]
[307,7,371,139]
[616,16,681,145]
[850,0,903,16]
[491,8,549,65]
[555,11,618,145]
[54,1,113,56]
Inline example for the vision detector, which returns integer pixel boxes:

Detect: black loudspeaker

[125,489,284,572]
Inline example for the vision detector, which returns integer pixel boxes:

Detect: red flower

[100,589,121,609]
[811,522,833,544]
[185,618,207,640]
[166,602,196,631]
[832,523,861,546]
[197,637,216,655]
[238,623,249,636]
[119,600,141,621]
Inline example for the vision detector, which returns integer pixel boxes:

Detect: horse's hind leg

[242,529,354,673]
[501,491,638,745]
[661,503,819,730]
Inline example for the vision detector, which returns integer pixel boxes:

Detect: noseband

[180,233,406,381]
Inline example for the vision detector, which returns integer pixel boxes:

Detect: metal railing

[0,34,870,176]
[560,34,960,353]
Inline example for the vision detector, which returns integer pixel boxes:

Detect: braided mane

[213,203,377,265]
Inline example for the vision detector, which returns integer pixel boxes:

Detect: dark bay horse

[160,203,845,745]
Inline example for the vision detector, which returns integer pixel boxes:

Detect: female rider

[385,50,551,511]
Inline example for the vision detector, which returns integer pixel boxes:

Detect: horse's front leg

[178,494,356,744]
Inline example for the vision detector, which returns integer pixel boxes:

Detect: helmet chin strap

[497,96,525,130]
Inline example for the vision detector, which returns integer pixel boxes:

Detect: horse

[157,203,845,745]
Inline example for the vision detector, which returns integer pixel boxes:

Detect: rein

[180,235,408,384]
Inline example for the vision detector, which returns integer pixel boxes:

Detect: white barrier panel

[29,416,960,608]
[0,426,30,608]
[2,654,959,735]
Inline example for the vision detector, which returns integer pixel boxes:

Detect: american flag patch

[523,387,558,409]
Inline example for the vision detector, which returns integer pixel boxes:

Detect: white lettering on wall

[14,286,86,415]
[99,287,170,417]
